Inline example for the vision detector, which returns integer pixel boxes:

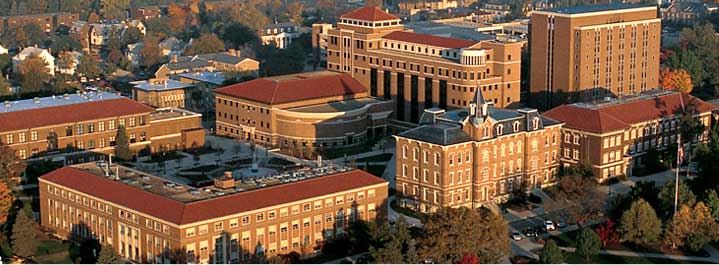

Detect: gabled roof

[0,97,154,132]
[214,71,367,105]
[383,31,478,49]
[543,92,716,134]
[40,166,386,225]
[340,6,400,21]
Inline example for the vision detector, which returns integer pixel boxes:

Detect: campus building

[0,91,205,164]
[529,3,661,109]
[394,92,562,212]
[543,91,716,181]
[39,162,388,263]
[154,51,259,80]
[131,79,196,109]
[0,12,79,34]
[214,71,392,156]
[312,6,523,125]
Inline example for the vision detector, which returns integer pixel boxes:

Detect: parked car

[556,220,567,228]
[512,231,523,241]
[544,220,556,231]
[524,227,537,237]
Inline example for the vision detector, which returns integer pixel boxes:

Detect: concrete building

[0,91,205,163]
[214,71,393,156]
[394,92,562,212]
[530,3,662,110]
[312,6,523,126]
[39,162,388,263]
[12,47,55,76]
[543,91,715,181]
[131,79,196,109]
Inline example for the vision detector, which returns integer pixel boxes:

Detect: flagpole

[673,133,681,249]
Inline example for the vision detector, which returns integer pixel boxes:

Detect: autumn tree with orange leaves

[660,68,693,93]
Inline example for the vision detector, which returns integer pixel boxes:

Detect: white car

[511,231,522,241]
[544,220,556,231]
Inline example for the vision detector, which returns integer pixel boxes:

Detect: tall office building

[313,6,523,125]
[529,3,661,109]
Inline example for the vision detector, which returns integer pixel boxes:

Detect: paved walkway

[560,246,716,263]
[387,196,423,227]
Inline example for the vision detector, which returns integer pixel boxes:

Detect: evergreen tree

[539,239,564,264]
[576,228,601,262]
[658,180,696,217]
[619,198,662,244]
[97,245,123,264]
[0,142,26,185]
[114,125,133,161]
[704,189,719,220]
[11,211,38,258]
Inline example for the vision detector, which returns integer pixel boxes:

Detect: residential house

[260,22,304,49]
[155,50,259,79]
[12,47,56,76]
[57,51,82,75]
[662,0,719,24]
[158,37,186,57]
[126,42,144,66]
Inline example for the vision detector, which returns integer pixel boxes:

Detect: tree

[0,142,26,186]
[221,23,257,49]
[184,34,225,56]
[539,239,564,264]
[226,4,270,32]
[420,207,509,263]
[168,3,191,33]
[114,125,133,161]
[369,217,415,263]
[16,54,50,93]
[548,167,605,225]
[366,0,383,7]
[88,11,100,22]
[576,228,601,262]
[97,245,123,264]
[695,131,719,189]
[11,211,38,258]
[287,2,305,25]
[169,247,191,263]
[48,35,82,52]
[77,54,103,79]
[121,27,143,47]
[0,180,14,224]
[459,253,479,264]
[0,74,10,96]
[704,189,719,219]
[660,68,693,93]
[99,0,129,20]
[594,219,620,247]
[664,202,719,250]
[619,198,662,245]
[658,180,696,218]
[141,35,163,69]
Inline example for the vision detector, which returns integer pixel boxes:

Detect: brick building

[154,51,259,79]
[214,71,393,156]
[131,79,195,109]
[0,92,205,164]
[530,3,661,110]
[0,12,78,34]
[543,91,715,181]
[39,163,388,263]
[312,6,523,125]
[394,92,562,212]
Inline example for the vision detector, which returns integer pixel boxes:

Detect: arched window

[513,121,520,132]
[532,117,540,130]
[482,149,489,162]
[496,125,504,135]
[482,167,490,180]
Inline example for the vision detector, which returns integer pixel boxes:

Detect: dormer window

[496,125,504,136]
[532,117,540,130]
[513,121,520,132]
[483,127,490,138]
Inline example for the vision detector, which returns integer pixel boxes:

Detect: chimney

[171,54,178,63]
[317,155,323,167]
[228,49,236,56]
[214,172,235,189]
[224,171,233,179]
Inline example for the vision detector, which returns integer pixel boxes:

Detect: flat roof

[287,97,387,113]
[149,108,202,121]
[41,162,386,224]
[176,71,226,85]
[131,79,194,91]
[1,91,122,114]
[544,3,654,14]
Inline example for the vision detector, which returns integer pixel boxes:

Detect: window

[30,131,37,141]
[18,133,25,143]
[423,150,429,163]
[214,222,223,231]
[496,125,504,135]
[449,154,454,166]
[241,216,250,225]
[513,121,520,132]
[434,153,440,165]
[402,145,407,158]
[256,213,264,222]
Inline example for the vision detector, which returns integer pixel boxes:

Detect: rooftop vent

[3,101,10,108]
[33,97,40,104]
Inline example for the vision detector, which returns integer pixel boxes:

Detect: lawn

[34,240,73,264]
[356,153,393,163]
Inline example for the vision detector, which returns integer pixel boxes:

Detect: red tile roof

[543,93,716,133]
[0,98,154,132]
[214,72,367,105]
[40,166,387,225]
[340,6,399,21]
[382,31,479,49]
